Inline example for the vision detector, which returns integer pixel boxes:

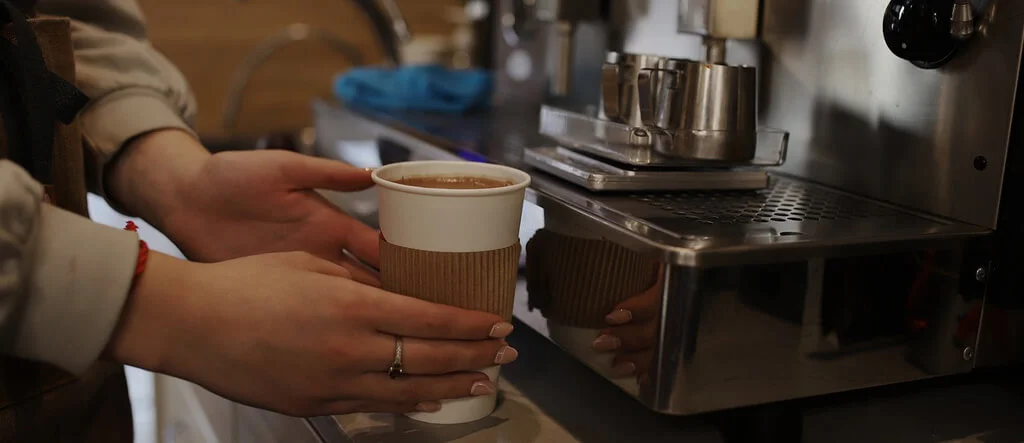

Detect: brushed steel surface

[599,52,662,127]
[314,101,988,269]
[312,102,992,415]
[606,0,1023,229]
[759,0,1022,229]
[539,105,789,167]
[312,0,1023,421]
[528,173,986,268]
[637,60,757,160]
[677,0,761,40]
[524,146,770,191]
[645,252,978,414]
[492,0,550,108]
[492,0,608,109]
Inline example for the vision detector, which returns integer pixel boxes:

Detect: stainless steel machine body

[315,0,1024,417]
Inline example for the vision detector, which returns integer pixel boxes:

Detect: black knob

[882,0,958,69]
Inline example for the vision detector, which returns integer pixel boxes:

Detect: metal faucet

[222,0,411,131]
[352,0,411,66]
[221,23,365,132]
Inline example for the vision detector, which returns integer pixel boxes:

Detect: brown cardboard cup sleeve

[379,238,521,320]
[526,229,659,328]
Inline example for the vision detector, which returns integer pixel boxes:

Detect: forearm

[104,250,198,373]
[36,0,199,207]
[106,129,210,232]
[0,160,138,374]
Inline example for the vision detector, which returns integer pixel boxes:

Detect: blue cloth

[333,64,492,114]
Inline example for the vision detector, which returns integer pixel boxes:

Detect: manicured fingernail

[470,381,496,396]
[489,322,514,338]
[592,335,621,352]
[611,361,636,377]
[494,346,519,364]
[362,167,377,172]
[606,309,632,325]
[415,401,441,412]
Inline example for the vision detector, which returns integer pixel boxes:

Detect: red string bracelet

[124,221,149,287]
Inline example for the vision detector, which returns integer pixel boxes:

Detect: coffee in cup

[394,175,514,190]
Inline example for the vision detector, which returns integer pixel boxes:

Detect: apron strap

[0,0,89,184]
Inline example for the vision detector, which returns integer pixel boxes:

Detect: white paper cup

[372,161,530,424]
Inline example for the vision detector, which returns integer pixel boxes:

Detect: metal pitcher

[598,51,664,127]
[637,60,758,161]
[600,50,758,162]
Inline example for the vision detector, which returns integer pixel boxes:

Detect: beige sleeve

[36,0,199,195]
[0,160,139,374]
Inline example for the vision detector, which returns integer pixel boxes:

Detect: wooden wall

[138,0,460,138]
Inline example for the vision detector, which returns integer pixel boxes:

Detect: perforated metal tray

[527,174,990,267]
[630,178,902,225]
[317,101,990,269]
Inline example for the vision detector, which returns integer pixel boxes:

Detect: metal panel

[677,0,760,39]
[759,0,1024,228]
[316,102,989,269]
[313,102,989,415]
[614,0,1024,229]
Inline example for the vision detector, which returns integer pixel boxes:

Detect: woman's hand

[107,251,518,416]
[106,129,381,285]
[593,272,664,380]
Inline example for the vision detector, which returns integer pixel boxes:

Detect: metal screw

[962,347,975,361]
[974,155,988,171]
[975,267,987,282]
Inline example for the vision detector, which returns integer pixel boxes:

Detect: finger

[402,338,517,374]
[606,275,663,326]
[305,193,380,269]
[340,220,381,268]
[345,372,495,403]
[322,400,424,415]
[612,350,654,376]
[275,251,353,279]
[361,335,514,374]
[339,256,381,287]
[368,292,510,340]
[602,319,658,352]
[277,152,375,191]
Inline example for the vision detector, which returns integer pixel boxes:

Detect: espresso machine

[315,0,1024,431]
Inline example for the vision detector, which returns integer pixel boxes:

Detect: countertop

[328,379,1024,443]
[322,286,1024,443]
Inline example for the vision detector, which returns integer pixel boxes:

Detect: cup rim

[371,161,532,196]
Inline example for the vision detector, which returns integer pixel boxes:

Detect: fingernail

[415,401,441,412]
[592,335,621,352]
[489,322,514,338]
[362,167,377,173]
[470,380,496,396]
[606,309,632,325]
[611,361,636,377]
[494,346,519,364]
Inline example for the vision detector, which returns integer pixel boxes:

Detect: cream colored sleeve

[36,0,198,190]
[0,161,139,374]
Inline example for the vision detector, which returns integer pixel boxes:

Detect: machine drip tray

[528,174,991,267]
[525,146,769,191]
